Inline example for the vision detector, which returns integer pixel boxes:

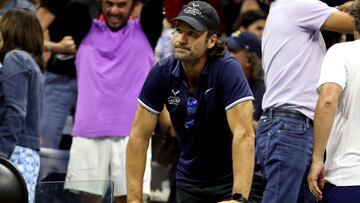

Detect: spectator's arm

[225,101,255,199]
[127,105,158,203]
[37,7,55,32]
[37,6,57,53]
[307,83,342,200]
[322,10,354,34]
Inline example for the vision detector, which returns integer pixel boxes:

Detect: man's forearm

[127,106,159,202]
[313,84,342,161]
[126,135,149,202]
[312,98,337,161]
[232,130,255,198]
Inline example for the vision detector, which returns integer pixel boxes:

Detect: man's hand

[56,36,76,54]
[307,160,325,201]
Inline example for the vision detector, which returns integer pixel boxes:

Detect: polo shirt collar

[171,59,210,79]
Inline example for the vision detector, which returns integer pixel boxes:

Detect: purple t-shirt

[72,19,154,137]
[261,0,337,119]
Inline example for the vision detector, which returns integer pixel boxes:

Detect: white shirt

[318,40,360,186]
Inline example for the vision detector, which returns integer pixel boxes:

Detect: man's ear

[207,34,217,49]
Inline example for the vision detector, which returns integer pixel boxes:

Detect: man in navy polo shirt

[126,1,255,203]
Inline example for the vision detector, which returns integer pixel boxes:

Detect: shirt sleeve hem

[138,99,161,115]
[225,96,255,111]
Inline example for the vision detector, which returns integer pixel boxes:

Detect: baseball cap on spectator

[227,31,262,58]
[174,1,220,32]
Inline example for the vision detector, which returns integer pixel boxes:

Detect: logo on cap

[183,3,201,16]
[174,1,220,32]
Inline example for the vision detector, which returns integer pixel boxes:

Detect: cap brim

[173,16,207,31]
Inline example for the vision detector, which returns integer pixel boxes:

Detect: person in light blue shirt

[256,0,354,202]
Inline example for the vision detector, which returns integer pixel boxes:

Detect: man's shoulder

[209,53,239,71]
[147,56,178,79]
[334,40,359,48]
[91,19,104,29]
[327,40,359,56]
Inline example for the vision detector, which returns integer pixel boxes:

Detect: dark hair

[246,51,263,80]
[0,9,44,72]
[232,10,267,32]
[207,31,226,59]
[350,1,360,31]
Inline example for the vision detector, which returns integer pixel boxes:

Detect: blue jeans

[40,72,77,148]
[255,113,316,203]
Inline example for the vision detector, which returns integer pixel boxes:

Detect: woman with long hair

[0,8,44,203]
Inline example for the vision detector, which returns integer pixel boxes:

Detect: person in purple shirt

[62,0,163,202]
[126,1,255,203]
[256,0,354,202]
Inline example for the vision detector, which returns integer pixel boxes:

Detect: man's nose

[109,5,121,14]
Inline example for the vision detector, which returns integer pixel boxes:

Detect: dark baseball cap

[174,1,220,32]
[226,31,262,58]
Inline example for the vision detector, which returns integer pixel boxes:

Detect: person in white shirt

[308,1,360,202]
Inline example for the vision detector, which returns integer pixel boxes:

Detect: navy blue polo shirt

[139,53,254,187]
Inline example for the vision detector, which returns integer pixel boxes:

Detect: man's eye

[174,28,182,34]
[188,31,199,37]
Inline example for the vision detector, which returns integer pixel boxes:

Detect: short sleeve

[294,0,337,31]
[221,59,254,111]
[317,43,347,92]
[138,63,167,114]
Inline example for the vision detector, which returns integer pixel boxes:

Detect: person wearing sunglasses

[126,1,255,203]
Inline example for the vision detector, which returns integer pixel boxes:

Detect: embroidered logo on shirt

[168,89,181,105]
[172,89,180,96]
